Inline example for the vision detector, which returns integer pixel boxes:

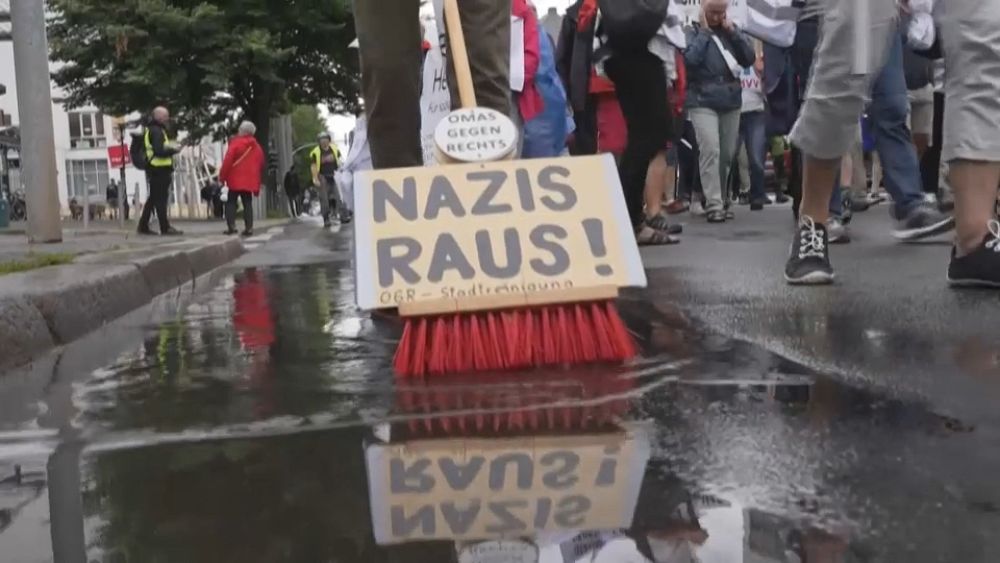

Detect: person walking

[137,107,182,236]
[219,121,265,237]
[738,44,768,211]
[783,0,1000,288]
[684,0,756,223]
[310,133,347,227]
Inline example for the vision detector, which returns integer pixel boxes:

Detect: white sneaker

[690,200,706,217]
[826,217,851,244]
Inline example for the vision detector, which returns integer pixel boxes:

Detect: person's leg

[353,0,423,169]
[746,111,768,207]
[645,153,668,219]
[225,193,238,233]
[921,90,944,197]
[717,109,742,213]
[938,0,1000,286]
[606,51,670,231]
[317,176,331,225]
[151,172,172,233]
[446,0,512,116]
[242,193,255,233]
[690,108,724,214]
[786,0,896,283]
[868,33,931,219]
[138,176,155,232]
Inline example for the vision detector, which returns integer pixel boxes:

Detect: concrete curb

[0,237,245,374]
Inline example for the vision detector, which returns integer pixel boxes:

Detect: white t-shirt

[740,67,766,113]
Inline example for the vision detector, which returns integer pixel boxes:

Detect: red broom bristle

[393,300,637,377]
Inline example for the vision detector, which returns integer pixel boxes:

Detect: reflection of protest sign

[353,154,646,311]
[365,430,650,545]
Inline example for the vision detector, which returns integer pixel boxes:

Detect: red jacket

[513,0,543,122]
[219,134,265,194]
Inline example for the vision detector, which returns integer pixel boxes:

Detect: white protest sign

[435,107,519,163]
[675,0,747,26]
[421,14,451,165]
[365,429,650,545]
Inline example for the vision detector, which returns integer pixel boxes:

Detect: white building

[0,41,222,217]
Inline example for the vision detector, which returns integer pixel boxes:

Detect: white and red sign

[107,145,131,168]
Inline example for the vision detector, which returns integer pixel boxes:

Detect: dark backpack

[129,131,148,171]
[597,0,669,52]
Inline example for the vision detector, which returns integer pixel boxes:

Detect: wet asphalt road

[2,209,1000,563]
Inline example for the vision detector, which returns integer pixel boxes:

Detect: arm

[218,143,236,185]
[148,125,177,158]
[730,29,757,68]
[683,27,713,68]
[310,150,320,185]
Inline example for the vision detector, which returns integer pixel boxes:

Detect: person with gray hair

[219,120,265,236]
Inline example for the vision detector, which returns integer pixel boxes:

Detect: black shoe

[241,229,254,238]
[162,227,184,236]
[323,217,332,228]
[785,217,835,285]
[750,200,766,211]
[224,228,238,236]
[892,203,955,241]
[738,195,750,205]
[707,210,726,223]
[775,193,791,204]
[948,222,1000,288]
[137,226,156,236]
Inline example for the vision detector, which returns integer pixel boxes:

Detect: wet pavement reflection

[1,259,999,562]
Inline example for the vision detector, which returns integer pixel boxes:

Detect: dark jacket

[763,43,796,136]
[683,24,755,112]
[146,121,178,172]
[556,1,596,113]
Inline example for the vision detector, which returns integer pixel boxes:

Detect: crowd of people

[351,0,998,288]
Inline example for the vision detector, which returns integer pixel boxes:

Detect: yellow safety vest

[310,145,341,172]
[145,128,174,168]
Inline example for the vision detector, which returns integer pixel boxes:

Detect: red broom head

[393,300,637,378]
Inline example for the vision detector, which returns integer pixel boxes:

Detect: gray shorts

[937,0,1000,163]
[789,0,898,159]
[908,86,934,137]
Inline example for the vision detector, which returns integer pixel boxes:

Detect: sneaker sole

[785,271,836,285]
[947,277,1000,289]
[893,216,956,241]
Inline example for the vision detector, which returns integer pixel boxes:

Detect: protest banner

[675,0,747,26]
[353,154,647,311]
[365,429,650,545]
[421,13,452,165]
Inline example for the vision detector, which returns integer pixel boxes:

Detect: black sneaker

[137,225,156,236]
[893,203,955,241]
[948,221,1000,288]
[162,227,184,236]
[785,217,835,285]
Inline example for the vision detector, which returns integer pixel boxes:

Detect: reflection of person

[219,121,265,237]
[352,0,512,170]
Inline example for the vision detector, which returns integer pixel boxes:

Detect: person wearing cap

[310,132,349,226]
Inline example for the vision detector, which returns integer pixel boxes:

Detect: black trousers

[605,50,672,227]
[140,169,172,232]
[921,91,945,195]
[226,192,254,232]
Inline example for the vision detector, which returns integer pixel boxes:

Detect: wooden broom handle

[444,0,478,109]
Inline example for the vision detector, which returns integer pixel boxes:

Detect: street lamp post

[11,0,63,242]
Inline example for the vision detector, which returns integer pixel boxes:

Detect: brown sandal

[636,224,680,246]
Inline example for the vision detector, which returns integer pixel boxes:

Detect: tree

[48,0,361,148]
[290,104,326,186]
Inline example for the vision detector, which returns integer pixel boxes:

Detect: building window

[68,111,107,149]
[66,159,111,202]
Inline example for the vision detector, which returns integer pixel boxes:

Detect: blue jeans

[739,111,768,203]
[869,33,925,218]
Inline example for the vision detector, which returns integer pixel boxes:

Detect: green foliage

[48,0,361,144]
[289,104,323,184]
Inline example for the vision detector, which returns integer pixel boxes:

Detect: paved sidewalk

[0,219,286,265]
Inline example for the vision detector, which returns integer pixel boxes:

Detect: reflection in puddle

[1,262,997,562]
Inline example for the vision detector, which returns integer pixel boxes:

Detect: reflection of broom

[393,0,636,377]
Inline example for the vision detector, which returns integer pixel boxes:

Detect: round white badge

[434,107,518,163]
